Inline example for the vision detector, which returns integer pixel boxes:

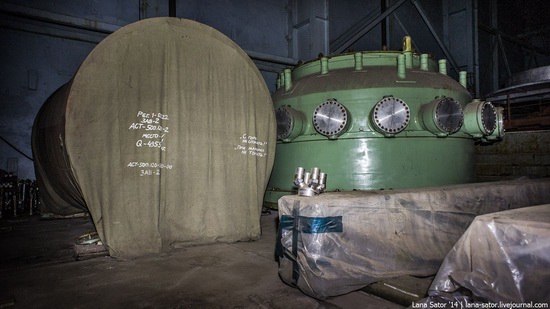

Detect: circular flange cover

[480,102,497,134]
[276,106,293,140]
[372,97,410,134]
[313,99,349,136]
[435,98,464,133]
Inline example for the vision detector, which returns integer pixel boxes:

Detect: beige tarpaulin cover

[32,18,276,257]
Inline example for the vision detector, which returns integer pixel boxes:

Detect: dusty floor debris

[0,213,403,308]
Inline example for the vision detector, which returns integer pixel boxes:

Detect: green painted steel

[265,47,492,207]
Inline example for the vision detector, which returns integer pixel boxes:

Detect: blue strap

[276,213,343,261]
[280,214,343,234]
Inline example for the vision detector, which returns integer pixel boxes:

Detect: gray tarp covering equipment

[276,179,550,300]
[419,204,550,306]
[32,17,276,257]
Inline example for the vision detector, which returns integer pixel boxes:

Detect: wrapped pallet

[276,179,550,299]
[32,17,276,257]
[422,204,550,304]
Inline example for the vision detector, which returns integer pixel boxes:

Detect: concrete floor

[0,212,404,309]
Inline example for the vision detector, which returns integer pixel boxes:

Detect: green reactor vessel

[264,37,504,208]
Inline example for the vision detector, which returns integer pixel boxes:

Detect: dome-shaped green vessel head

[265,40,503,208]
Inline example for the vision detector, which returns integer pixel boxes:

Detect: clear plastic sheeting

[276,179,550,300]
[419,204,550,307]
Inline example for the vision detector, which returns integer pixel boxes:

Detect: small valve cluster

[293,167,327,197]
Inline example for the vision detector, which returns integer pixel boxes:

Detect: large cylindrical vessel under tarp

[32,17,276,257]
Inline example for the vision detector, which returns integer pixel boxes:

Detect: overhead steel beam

[490,0,498,93]
[381,0,387,47]
[245,50,298,66]
[330,9,378,52]
[478,24,550,56]
[497,34,512,78]
[169,0,176,17]
[392,14,420,52]
[1,2,296,69]
[410,0,460,75]
[473,0,480,96]
[0,2,120,34]
[0,14,106,44]
[331,0,408,54]
[289,0,329,60]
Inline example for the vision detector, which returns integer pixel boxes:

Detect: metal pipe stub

[294,167,327,197]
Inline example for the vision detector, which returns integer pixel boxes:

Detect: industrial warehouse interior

[1,0,550,308]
